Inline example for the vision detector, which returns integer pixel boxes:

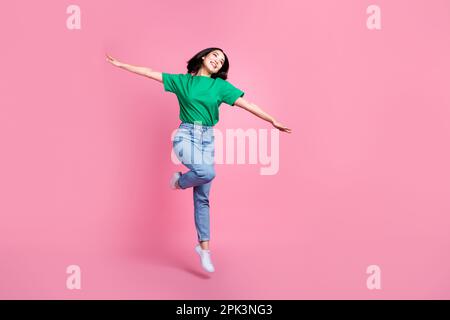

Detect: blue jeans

[172,121,216,242]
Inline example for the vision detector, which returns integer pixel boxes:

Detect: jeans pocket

[178,127,192,136]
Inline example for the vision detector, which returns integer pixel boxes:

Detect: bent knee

[196,166,216,182]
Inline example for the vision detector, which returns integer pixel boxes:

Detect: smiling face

[202,50,226,74]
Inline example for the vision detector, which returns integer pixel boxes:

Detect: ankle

[199,241,209,250]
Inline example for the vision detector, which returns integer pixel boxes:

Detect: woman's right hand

[105,53,122,67]
[271,120,292,133]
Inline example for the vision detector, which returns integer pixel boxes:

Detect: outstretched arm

[105,53,163,83]
[233,97,292,133]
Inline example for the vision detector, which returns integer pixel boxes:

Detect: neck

[195,67,211,77]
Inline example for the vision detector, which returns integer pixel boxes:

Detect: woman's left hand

[271,120,292,133]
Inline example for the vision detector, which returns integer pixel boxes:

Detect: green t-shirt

[162,72,245,126]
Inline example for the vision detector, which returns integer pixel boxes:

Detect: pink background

[1,0,450,299]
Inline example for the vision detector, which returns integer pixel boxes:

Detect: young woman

[106,47,291,273]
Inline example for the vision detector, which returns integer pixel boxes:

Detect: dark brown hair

[186,47,230,80]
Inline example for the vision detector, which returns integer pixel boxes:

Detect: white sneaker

[195,244,215,273]
[170,172,182,189]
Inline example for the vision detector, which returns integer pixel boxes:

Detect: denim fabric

[172,121,216,241]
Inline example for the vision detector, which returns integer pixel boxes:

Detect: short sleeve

[220,80,245,106]
[162,72,183,94]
